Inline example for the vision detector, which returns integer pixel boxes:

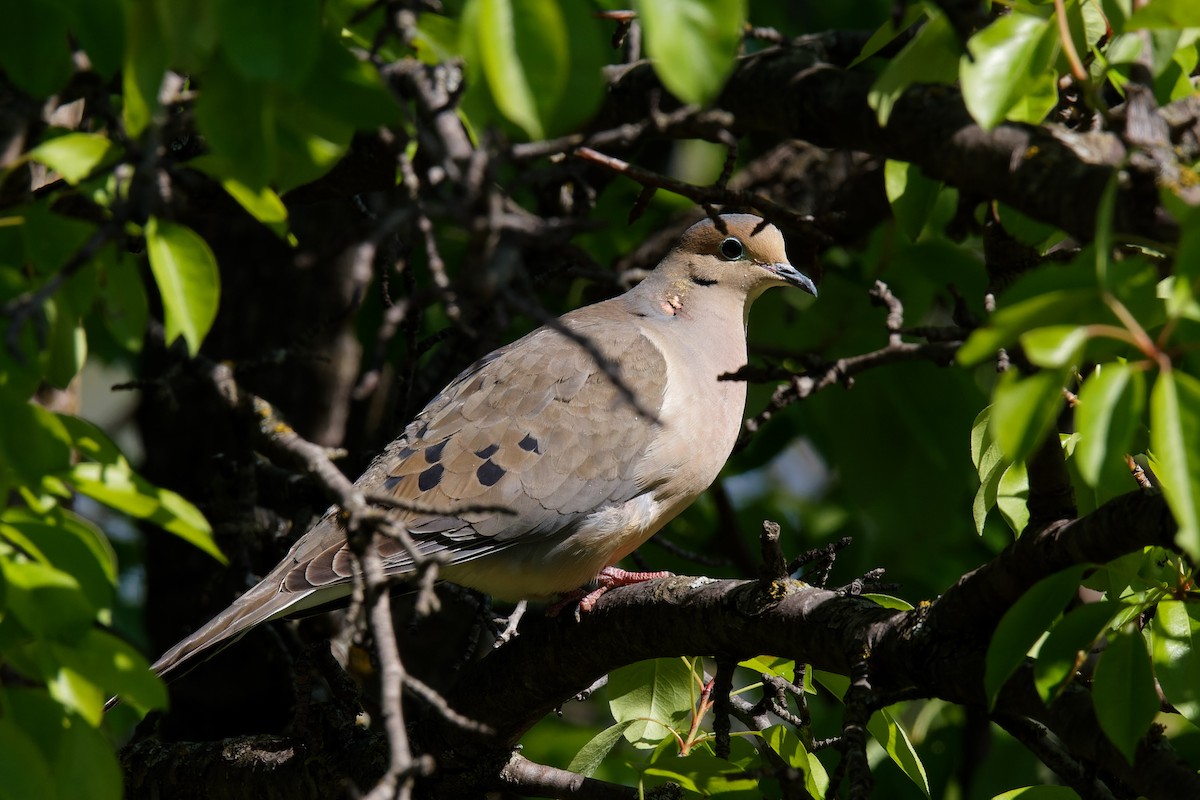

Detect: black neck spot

[690,276,718,287]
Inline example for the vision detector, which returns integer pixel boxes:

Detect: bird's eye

[719,237,745,260]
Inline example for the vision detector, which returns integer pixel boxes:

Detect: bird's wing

[151,308,667,679]
[284,304,669,593]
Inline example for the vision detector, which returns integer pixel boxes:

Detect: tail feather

[151,575,293,679]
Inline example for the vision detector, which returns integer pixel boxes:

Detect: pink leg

[547,565,674,617]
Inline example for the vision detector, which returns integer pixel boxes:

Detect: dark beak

[764,262,818,298]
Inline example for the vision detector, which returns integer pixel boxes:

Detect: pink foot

[547,566,674,618]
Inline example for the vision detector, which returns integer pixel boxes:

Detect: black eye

[719,237,744,260]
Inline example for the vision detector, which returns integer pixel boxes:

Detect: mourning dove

[150,213,816,678]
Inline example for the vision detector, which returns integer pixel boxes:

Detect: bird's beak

[763,262,818,298]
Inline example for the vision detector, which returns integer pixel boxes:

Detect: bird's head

[665,214,818,307]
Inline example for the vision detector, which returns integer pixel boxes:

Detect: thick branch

[603,47,1197,244]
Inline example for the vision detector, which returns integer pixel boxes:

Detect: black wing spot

[418,463,445,491]
[382,475,403,492]
[476,459,506,487]
[424,440,448,463]
[519,434,540,453]
[396,446,416,461]
[475,443,500,459]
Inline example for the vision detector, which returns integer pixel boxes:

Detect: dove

[149,213,817,679]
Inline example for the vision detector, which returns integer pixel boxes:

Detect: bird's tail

[149,574,294,679]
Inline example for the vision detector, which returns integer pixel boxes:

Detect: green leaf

[0,717,55,800]
[763,725,829,799]
[1167,206,1200,320]
[973,409,1017,535]
[885,160,944,241]
[52,717,122,800]
[66,462,224,563]
[1075,363,1146,486]
[992,787,1081,800]
[868,708,930,797]
[863,593,916,611]
[1019,326,1089,368]
[44,306,87,389]
[28,133,117,185]
[220,179,289,237]
[1093,627,1159,763]
[1149,370,1200,560]
[636,0,746,107]
[567,720,634,777]
[52,629,167,719]
[194,53,276,188]
[473,0,567,140]
[0,557,95,641]
[958,290,1098,365]
[295,33,404,130]
[122,0,167,137]
[414,12,461,65]
[1093,177,1121,291]
[59,0,126,77]
[643,749,759,795]
[0,508,116,615]
[0,395,74,487]
[850,4,929,68]
[144,217,221,356]
[990,369,1066,464]
[961,13,1059,130]
[1033,600,1118,704]
[215,0,321,85]
[0,0,73,97]
[1151,600,1200,726]
[1127,0,1200,28]
[868,11,960,126]
[609,658,696,748]
[996,460,1030,534]
[98,252,150,353]
[985,566,1087,707]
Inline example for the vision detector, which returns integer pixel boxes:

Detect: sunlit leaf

[66,462,224,563]
[609,658,696,748]
[1020,326,1088,368]
[990,369,1067,464]
[0,558,94,641]
[958,290,1098,366]
[1075,363,1146,487]
[763,725,829,798]
[144,217,220,356]
[28,133,117,185]
[636,0,746,107]
[1127,0,1200,28]
[885,160,944,242]
[1151,600,1200,726]
[1149,370,1200,560]
[869,708,930,797]
[961,13,1059,130]
[992,787,1081,800]
[473,0,567,139]
[996,460,1030,534]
